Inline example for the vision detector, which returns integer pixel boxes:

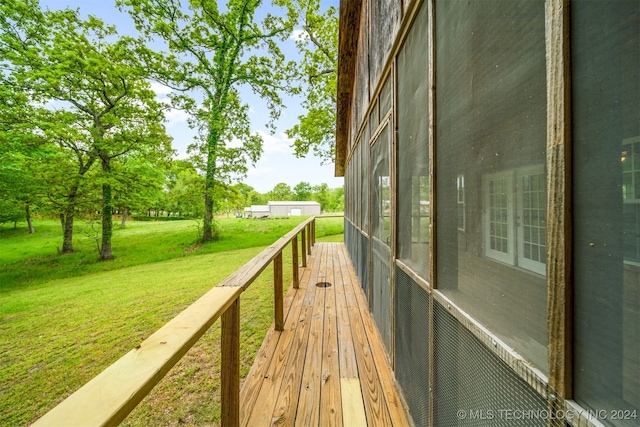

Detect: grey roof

[267,201,321,206]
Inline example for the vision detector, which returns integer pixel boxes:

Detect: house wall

[340,0,639,426]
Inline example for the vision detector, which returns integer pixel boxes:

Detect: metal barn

[337,0,639,426]
[267,201,322,217]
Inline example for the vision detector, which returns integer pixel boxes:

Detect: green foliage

[0,1,173,258]
[118,0,297,242]
[286,0,337,163]
[293,181,312,200]
[268,182,293,201]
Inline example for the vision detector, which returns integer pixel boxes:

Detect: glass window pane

[435,0,547,372]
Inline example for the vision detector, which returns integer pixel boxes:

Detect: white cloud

[248,166,276,177]
[164,108,189,126]
[150,82,172,97]
[290,29,308,41]
[255,130,294,154]
[226,137,244,149]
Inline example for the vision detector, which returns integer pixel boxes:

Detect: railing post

[221,298,240,427]
[301,229,307,267]
[274,252,284,331]
[306,223,312,255]
[292,235,299,289]
[311,218,316,247]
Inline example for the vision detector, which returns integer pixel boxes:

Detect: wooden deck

[240,242,410,426]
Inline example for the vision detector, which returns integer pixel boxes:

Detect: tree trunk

[120,207,128,229]
[62,212,74,253]
[62,184,79,254]
[25,202,35,234]
[202,121,220,243]
[60,213,65,231]
[100,158,113,261]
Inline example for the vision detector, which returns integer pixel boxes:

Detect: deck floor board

[240,242,410,426]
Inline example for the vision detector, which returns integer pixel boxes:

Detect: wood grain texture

[545,0,572,399]
[301,229,307,268]
[341,378,368,427]
[294,245,326,427]
[336,0,364,177]
[320,248,343,427]
[221,298,240,427]
[32,286,242,427]
[240,251,315,426]
[292,235,299,289]
[274,252,284,331]
[239,243,409,426]
[342,244,409,426]
[334,245,359,378]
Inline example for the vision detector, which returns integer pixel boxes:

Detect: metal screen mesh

[394,266,430,426]
[358,230,368,294]
[371,237,391,353]
[433,300,548,426]
[345,219,356,270]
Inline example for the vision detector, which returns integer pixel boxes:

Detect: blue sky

[39,0,342,194]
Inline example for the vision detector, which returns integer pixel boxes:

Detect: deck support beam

[274,252,284,331]
[292,236,299,289]
[301,229,307,267]
[221,298,240,427]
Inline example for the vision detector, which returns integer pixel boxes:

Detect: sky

[38,0,343,194]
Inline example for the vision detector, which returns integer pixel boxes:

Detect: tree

[0,81,45,233]
[311,182,330,211]
[167,164,205,218]
[1,3,173,259]
[268,182,293,201]
[286,0,337,164]
[118,0,296,242]
[293,181,312,200]
[112,155,169,228]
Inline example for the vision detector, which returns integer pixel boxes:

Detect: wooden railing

[33,217,317,427]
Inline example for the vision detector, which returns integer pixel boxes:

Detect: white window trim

[483,166,547,275]
[483,171,516,265]
[516,165,547,276]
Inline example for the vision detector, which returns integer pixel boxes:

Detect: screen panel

[435,0,548,372]
[572,1,640,423]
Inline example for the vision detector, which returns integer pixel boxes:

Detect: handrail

[33,216,317,427]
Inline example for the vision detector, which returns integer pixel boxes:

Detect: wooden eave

[335,0,362,177]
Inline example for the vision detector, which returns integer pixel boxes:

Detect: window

[622,136,640,264]
[483,167,546,275]
[457,176,465,231]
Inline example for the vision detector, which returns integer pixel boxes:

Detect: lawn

[0,216,343,426]
[0,215,344,291]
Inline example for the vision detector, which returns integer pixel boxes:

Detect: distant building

[246,201,321,218]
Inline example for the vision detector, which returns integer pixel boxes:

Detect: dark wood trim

[336,0,364,176]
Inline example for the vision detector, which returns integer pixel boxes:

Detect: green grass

[0,216,344,292]
[0,216,343,426]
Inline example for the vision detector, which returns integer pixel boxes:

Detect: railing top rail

[219,216,315,291]
[33,216,316,427]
